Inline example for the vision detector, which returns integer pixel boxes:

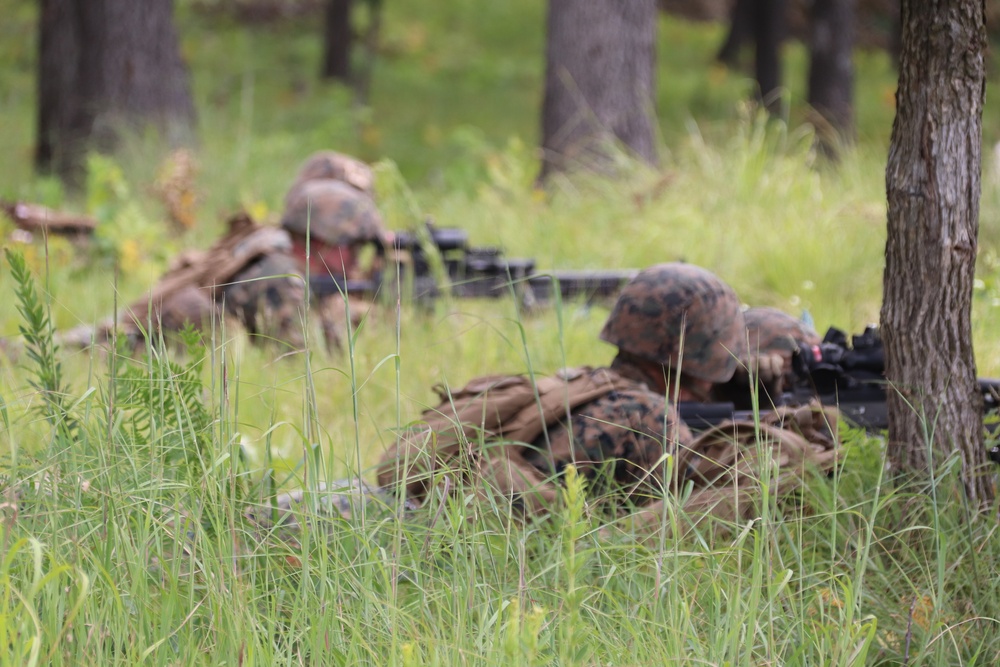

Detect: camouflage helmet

[291,151,375,196]
[599,263,746,383]
[280,180,388,247]
[743,307,821,358]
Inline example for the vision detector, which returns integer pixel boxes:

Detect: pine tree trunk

[321,0,353,81]
[35,0,195,185]
[881,0,993,508]
[538,0,658,181]
[807,0,855,154]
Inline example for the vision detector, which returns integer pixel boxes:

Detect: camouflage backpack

[377,367,645,507]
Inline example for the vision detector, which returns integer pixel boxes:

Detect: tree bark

[753,0,786,116]
[36,0,83,178]
[807,0,855,155]
[35,0,195,185]
[351,0,383,106]
[716,0,753,67]
[881,0,993,507]
[321,0,353,81]
[887,0,902,64]
[538,0,658,181]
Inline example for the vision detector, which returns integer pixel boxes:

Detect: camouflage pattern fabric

[599,263,747,383]
[380,359,840,523]
[743,306,821,358]
[521,380,691,505]
[222,252,307,348]
[379,365,691,514]
[281,180,388,247]
[289,151,376,196]
[56,285,223,352]
[244,479,412,533]
[625,402,841,534]
[49,214,323,352]
[127,285,221,337]
[737,306,823,396]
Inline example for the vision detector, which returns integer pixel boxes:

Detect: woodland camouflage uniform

[515,263,749,502]
[54,151,385,352]
[227,154,390,350]
[55,213,282,350]
[221,251,306,348]
[379,263,840,528]
[711,306,824,405]
[518,365,691,504]
[743,306,820,367]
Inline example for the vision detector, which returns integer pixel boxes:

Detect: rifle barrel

[526,270,638,302]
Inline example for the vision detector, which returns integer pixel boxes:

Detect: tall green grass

[3,246,1000,664]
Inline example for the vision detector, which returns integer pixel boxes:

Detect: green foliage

[0,323,997,663]
[0,538,91,667]
[113,331,216,488]
[4,248,73,441]
[557,465,590,666]
[86,154,174,274]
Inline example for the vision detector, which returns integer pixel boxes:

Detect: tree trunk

[538,0,658,181]
[36,0,82,178]
[807,0,855,155]
[753,0,785,116]
[886,0,902,65]
[881,0,993,507]
[321,0,353,81]
[351,0,383,107]
[716,0,753,67]
[35,0,195,185]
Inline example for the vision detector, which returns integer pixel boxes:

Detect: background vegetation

[1,0,1000,663]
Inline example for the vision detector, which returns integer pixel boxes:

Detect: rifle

[306,224,636,305]
[678,325,1000,460]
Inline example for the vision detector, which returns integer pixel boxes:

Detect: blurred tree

[36,0,80,183]
[321,0,353,81]
[881,0,993,507]
[538,0,658,181]
[35,0,195,186]
[352,0,383,105]
[683,0,921,53]
[322,0,382,106]
[715,0,752,67]
[806,0,855,155]
[753,0,786,115]
[714,0,786,114]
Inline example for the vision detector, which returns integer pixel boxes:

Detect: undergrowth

[2,248,1000,665]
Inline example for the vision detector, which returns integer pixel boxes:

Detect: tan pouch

[377,367,644,506]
